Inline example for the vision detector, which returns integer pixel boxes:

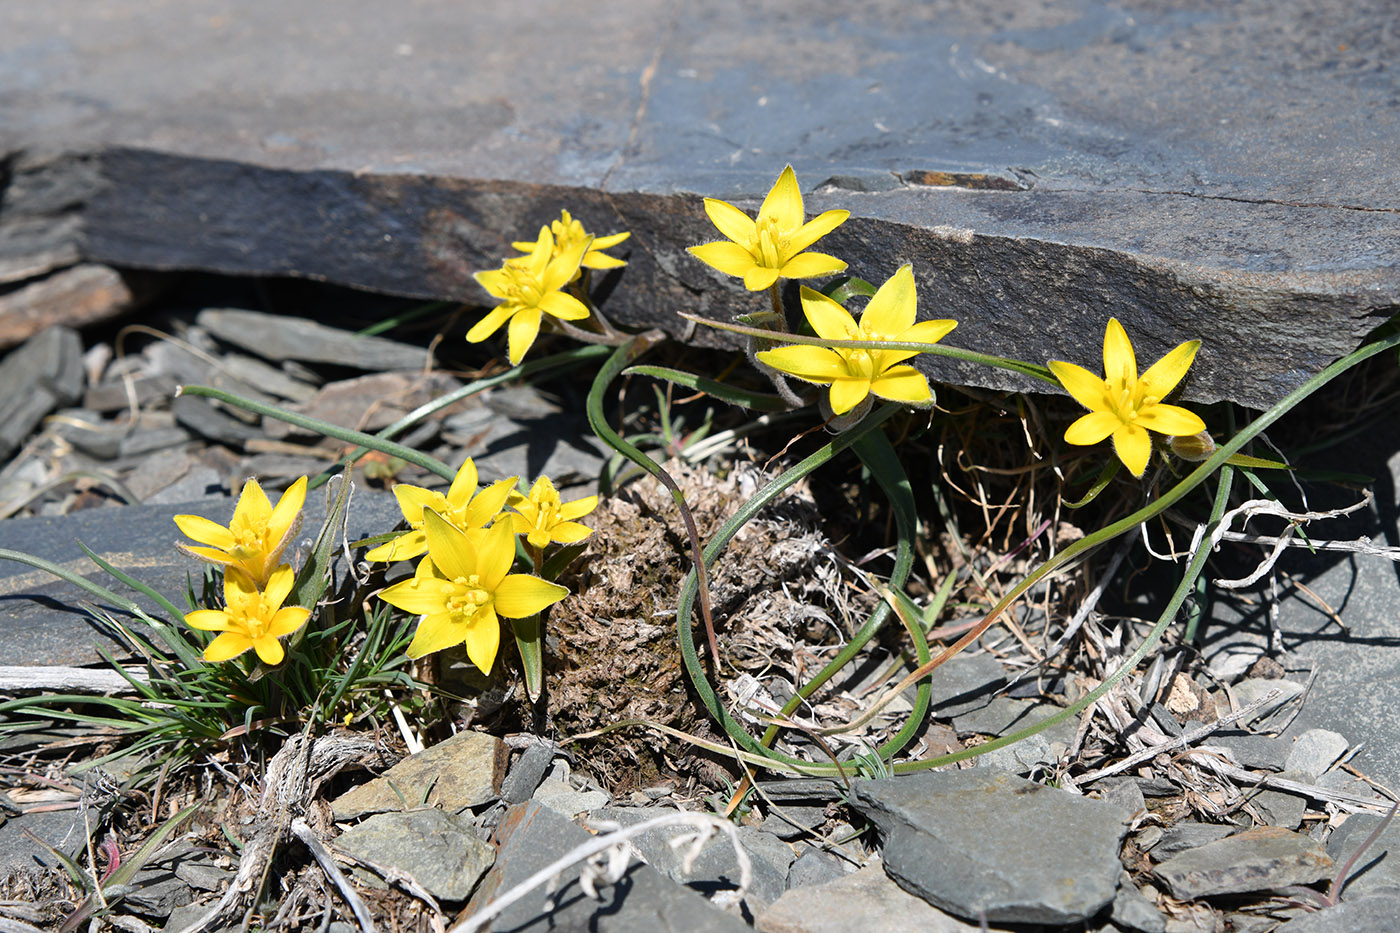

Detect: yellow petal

[1064,411,1119,446]
[591,231,630,250]
[462,610,501,674]
[268,477,307,543]
[393,485,446,527]
[757,346,846,382]
[1103,318,1138,388]
[787,209,850,255]
[525,226,553,278]
[184,609,232,632]
[269,607,311,637]
[688,241,759,279]
[869,365,932,405]
[467,303,517,343]
[509,239,535,254]
[582,251,627,270]
[423,510,477,580]
[1113,424,1152,477]
[542,236,591,292]
[446,458,480,510]
[367,530,427,563]
[828,378,872,415]
[901,318,958,346]
[1136,402,1206,436]
[526,528,552,549]
[380,575,456,615]
[861,265,917,337]
[799,287,860,341]
[406,612,468,659]
[743,265,782,291]
[548,521,593,544]
[758,165,804,233]
[703,198,757,246]
[474,268,511,299]
[559,495,598,521]
[235,478,273,527]
[777,252,847,280]
[494,574,569,618]
[473,521,518,591]
[1140,340,1202,399]
[204,632,254,662]
[538,290,591,321]
[506,307,542,365]
[1048,360,1112,413]
[466,477,518,527]
[260,565,294,608]
[173,515,236,550]
[252,635,286,666]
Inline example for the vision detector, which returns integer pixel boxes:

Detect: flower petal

[1103,318,1138,388]
[235,478,273,528]
[473,521,518,591]
[743,265,782,291]
[582,251,627,270]
[506,307,542,365]
[688,241,759,280]
[462,610,501,673]
[1136,402,1206,436]
[799,287,860,341]
[406,612,468,659]
[828,378,872,415]
[494,574,569,618]
[777,251,847,280]
[786,209,850,255]
[268,477,307,545]
[393,485,447,527]
[366,530,427,563]
[591,231,630,250]
[861,265,917,337]
[465,477,518,528]
[757,346,846,382]
[269,607,311,637]
[466,303,517,343]
[869,365,932,405]
[1048,361,1112,413]
[543,237,591,292]
[252,635,285,666]
[1063,411,1119,446]
[184,609,232,632]
[446,458,480,510]
[379,574,456,616]
[538,290,591,321]
[263,565,296,608]
[703,198,757,247]
[758,165,804,233]
[900,318,958,346]
[173,514,236,550]
[548,521,593,544]
[474,268,511,299]
[1140,340,1202,399]
[559,495,599,521]
[204,632,254,662]
[1113,424,1153,477]
[423,509,477,580]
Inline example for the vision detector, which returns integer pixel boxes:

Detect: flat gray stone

[197,309,429,372]
[122,868,194,917]
[757,863,980,933]
[850,769,1130,925]
[1274,893,1400,932]
[925,653,1009,720]
[1110,874,1166,933]
[1250,773,1311,831]
[499,743,556,805]
[0,489,402,666]
[784,848,851,890]
[1152,826,1333,899]
[1323,809,1400,898]
[464,801,750,932]
[0,325,83,462]
[330,729,505,820]
[4,2,1399,408]
[973,711,1077,777]
[1151,822,1237,857]
[1210,732,1292,772]
[1286,729,1350,778]
[332,808,494,901]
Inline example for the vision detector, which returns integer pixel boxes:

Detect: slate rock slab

[461,800,750,933]
[0,325,83,462]
[1151,826,1333,899]
[330,729,506,820]
[757,863,980,933]
[4,2,1400,408]
[850,768,1131,925]
[332,808,494,901]
[1323,810,1400,898]
[1274,893,1400,932]
[197,309,430,372]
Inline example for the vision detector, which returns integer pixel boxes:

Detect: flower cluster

[175,477,311,665]
[369,457,597,674]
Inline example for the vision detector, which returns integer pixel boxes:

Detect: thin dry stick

[290,819,377,933]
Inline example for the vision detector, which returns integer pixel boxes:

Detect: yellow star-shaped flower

[756,265,957,415]
[506,476,598,550]
[512,209,629,278]
[174,476,307,587]
[470,226,592,364]
[688,165,849,291]
[1048,318,1207,477]
[366,457,515,563]
[184,564,310,666]
[378,512,569,674]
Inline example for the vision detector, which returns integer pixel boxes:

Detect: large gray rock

[757,863,980,933]
[3,1,1399,408]
[1323,809,1400,898]
[1152,827,1333,899]
[850,769,1131,925]
[332,808,494,901]
[330,729,506,820]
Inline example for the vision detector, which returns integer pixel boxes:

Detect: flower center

[754,217,789,268]
[531,487,562,527]
[500,265,544,307]
[447,574,491,620]
[846,348,875,380]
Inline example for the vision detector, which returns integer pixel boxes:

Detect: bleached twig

[0,666,148,694]
[291,818,377,933]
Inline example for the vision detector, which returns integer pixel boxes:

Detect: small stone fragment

[1250,772,1311,830]
[332,808,493,901]
[757,863,981,933]
[1273,892,1400,931]
[0,264,138,350]
[1152,822,1237,857]
[850,769,1130,925]
[219,353,319,402]
[1097,777,1147,820]
[172,395,261,446]
[499,743,556,805]
[1232,678,1305,726]
[785,848,852,889]
[197,308,429,371]
[1110,873,1167,933]
[0,326,84,462]
[950,696,1043,737]
[926,653,1009,719]
[975,713,1077,776]
[330,729,505,819]
[262,370,463,439]
[534,777,609,816]
[1152,826,1332,899]
[1285,729,1349,777]
[1210,731,1291,771]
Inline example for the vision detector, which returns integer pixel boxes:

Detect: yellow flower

[185,564,310,665]
[756,265,957,415]
[470,226,592,364]
[367,457,515,563]
[1048,317,1207,477]
[506,476,598,549]
[512,209,629,278]
[688,165,849,291]
[379,512,569,673]
[174,477,307,587]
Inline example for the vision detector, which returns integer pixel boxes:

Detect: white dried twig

[450,811,750,933]
[1208,492,1383,589]
[291,818,377,933]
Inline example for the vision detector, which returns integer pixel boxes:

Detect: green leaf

[623,365,788,412]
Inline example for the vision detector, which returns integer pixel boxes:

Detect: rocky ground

[0,267,1398,933]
